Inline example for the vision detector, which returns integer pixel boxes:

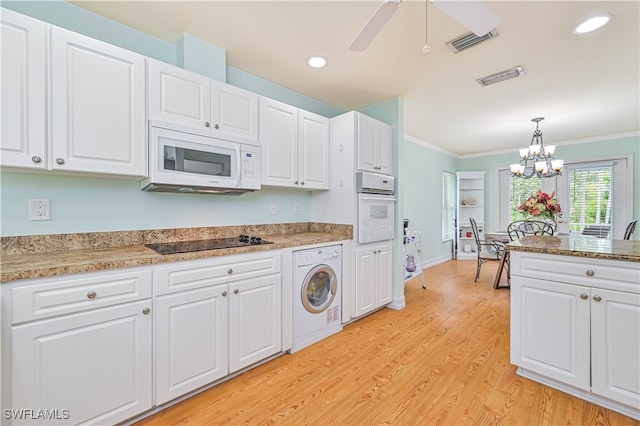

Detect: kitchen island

[509,234,640,421]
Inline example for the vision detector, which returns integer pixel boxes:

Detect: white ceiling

[69,0,640,157]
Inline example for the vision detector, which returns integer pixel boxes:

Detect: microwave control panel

[241,150,261,189]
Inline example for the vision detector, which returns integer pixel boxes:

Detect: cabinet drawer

[11,269,152,324]
[155,251,281,295]
[511,252,640,294]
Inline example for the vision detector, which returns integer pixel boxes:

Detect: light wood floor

[136,260,639,425]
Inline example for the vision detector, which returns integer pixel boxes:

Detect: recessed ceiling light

[573,14,613,34]
[307,56,327,69]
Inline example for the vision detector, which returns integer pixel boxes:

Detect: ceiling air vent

[476,66,525,87]
[446,29,499,53]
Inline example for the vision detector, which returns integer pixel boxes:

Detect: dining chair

[507,220,555,240]
[624,220,637,240]
[470,218,503,283]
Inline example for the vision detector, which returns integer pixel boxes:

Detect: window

[567,164,613,233]
[498,157,631,238]
[442,171,455,241]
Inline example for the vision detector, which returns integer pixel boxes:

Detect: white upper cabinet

[1,10,47,169]
[260,97,329,190]
[147,58,211,129]
[148,58,258,143]
[1,10,146,177]
[356,113,392,175]
[50,27,146,176]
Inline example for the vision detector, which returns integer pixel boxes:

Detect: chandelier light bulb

[544,145,556,156]
[529,144,541,155]
[552,159,564,171]
[519,148,529,159]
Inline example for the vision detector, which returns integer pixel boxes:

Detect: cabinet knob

[56,158,65,165]
[205,121,210,128]
[214,124,220,129]
[580,293,588,300]
[234,288,239,294]
[227,268,233,275]
[142,307,150,314]
[585,270,595,277]
[294,180,299,185]
[87,291,97,299]
[300,181,305,185]
[31,156,42,163]
[222,290,228,297]
[593,295,602,302]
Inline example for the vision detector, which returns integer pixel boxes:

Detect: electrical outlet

[270,203,277,215]
[29,199,51,221]
[294,204,301,215]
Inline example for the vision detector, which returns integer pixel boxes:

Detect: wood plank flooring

[135,260,639,425]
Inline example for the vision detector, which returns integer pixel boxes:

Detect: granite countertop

[1,223,353,283]
[508,234,640,262]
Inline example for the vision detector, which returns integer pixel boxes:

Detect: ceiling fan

[349,0,501,51]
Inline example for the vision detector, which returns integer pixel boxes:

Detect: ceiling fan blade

[431,0,501,36]
[349,0,402,51]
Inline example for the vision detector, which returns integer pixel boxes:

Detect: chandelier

[510,117,564,179]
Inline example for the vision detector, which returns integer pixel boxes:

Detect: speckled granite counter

[0,223,353,283]
[508,234,640,262]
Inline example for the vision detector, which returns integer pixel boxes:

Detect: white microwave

[141,121,260,194]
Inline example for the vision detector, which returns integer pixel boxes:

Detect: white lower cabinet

[5,269,153,425]
[510,251,640,420]
[354,242,392,318]
[154,252,282,405]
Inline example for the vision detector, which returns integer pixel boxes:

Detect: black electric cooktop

[146,235,273,255]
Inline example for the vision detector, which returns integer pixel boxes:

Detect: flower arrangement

[518,189,562,219]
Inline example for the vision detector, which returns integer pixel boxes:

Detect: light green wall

[401,140,459,263]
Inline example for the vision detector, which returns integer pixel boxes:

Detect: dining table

[485,231,511,289]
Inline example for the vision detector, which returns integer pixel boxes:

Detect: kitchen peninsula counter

[508,234,640,262]
[1,223,353,283]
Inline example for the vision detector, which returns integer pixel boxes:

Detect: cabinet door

[510,277,590,390]
[299,110,329,190]
[591,288,640,408]
[11,300,152,425]
[229,275,281,373]
[211,81,258,142]
[147,58,212,130]
[155,285,229,405]
[356,113,378,173]
[375,120,393,175]
[259,98,298,187]
[50,27,146,176]
[376,243,393,306]
[354,245,377,317]
[1,10,47,169]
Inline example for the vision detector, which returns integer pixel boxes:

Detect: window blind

[442,171,455,241]
[509,177,542,223]
[568,165,613,234]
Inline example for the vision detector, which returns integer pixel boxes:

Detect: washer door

[301,264,337,314]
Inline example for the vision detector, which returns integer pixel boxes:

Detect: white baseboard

[421,254,452,269]
[387,295,406,310]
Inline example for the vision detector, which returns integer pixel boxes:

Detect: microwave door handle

[235,146,241,187]
[361,197,397,202]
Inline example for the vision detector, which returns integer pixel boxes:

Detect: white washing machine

[291,244,342,353]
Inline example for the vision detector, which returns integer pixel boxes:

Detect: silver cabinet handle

[205,121,210,128]
[87,291,97,299]
[31,156,42,163]
[142,307,150,314]
[580,293,588,300]
[593,295,602,302]
[227,268,233,275]
[586,270,595,277]
[222,290,228,297]
[234,288,239,294]
[55,158,65,165]
[214,124,219,129]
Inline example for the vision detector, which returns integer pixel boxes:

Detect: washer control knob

[333,251,339,258]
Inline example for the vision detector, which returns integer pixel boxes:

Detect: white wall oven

[356,171,396,243]
[142,121,260,194]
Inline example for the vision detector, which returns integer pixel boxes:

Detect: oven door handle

[360,196,397,202]
[234,146,241,187]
